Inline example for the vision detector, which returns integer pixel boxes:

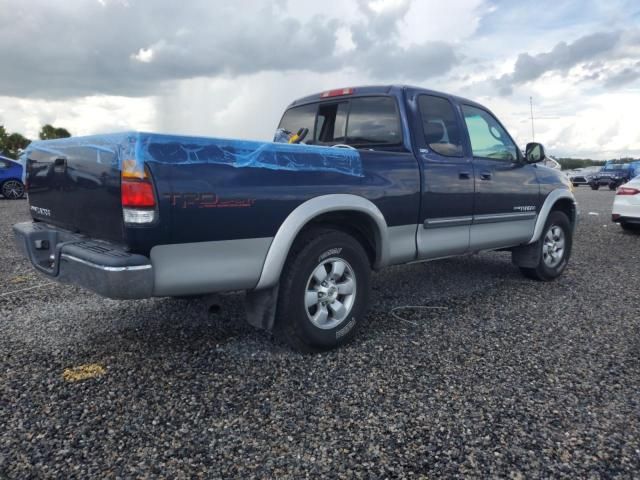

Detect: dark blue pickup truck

[14,85,576,351]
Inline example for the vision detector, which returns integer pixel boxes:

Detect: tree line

[0,124,71,159]
[556,157,639,171]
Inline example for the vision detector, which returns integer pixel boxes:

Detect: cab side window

[462,105,518,162]
[418,95,463,157]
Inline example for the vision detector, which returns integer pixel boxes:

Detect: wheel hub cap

[305,257,357,330]
[542,225,565,268]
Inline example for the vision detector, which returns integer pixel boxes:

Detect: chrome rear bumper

[13,222,153,299]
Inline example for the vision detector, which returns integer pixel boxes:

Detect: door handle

[479,171,492,180]
[458,171,471,179]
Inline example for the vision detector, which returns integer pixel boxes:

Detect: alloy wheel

[2,180,24,199]
[304,257,357,330]
[542,225,565,268]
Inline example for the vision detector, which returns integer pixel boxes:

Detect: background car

[568,170,590,186]
[567,166,600,186]
[612,176,640,232]
[0,156,25,199]
[590,162,639,190]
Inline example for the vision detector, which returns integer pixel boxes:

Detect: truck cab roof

[288,85,482,110]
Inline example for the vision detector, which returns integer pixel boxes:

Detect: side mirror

[525,142,546,163]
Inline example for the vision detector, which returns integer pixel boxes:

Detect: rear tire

[520,211,572,281]
[1,179,25,199]
[590,183,599,190]
[621,222,640,233]
[275,227,371,353]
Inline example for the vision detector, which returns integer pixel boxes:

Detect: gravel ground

[1,188,639,478]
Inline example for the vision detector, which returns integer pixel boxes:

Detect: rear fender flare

[254,194,389,290]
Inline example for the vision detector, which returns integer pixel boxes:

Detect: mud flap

[245,284,279,330]
[511,241,541,268]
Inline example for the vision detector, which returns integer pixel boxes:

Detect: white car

[612,176,640,232]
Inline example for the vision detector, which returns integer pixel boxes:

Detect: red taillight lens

[617,187,640,195]
[121,179,155,207]
[320,87,354,98]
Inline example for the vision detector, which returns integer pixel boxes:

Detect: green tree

[556,158,606,170]
[39,124,71,140]
[4,132,31,159]
[0,125,8,157]
[0,126,31,159]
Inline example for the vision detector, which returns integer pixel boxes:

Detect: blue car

[0,156,25,199]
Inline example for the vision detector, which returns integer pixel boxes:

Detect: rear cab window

[277,95,403,149]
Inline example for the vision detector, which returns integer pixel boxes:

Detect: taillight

[121,181,155,207]
[617,186,640,195]
[320,87,354,98]
[121,161,156,224]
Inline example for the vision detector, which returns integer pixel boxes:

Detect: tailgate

[25,134,134,243]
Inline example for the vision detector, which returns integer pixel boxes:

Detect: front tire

[590,183,599,190]
[275,227,371,352]
[621,222,640,233]
[520,211,572,281]
[1,179,25,199]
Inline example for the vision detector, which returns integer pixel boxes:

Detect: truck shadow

[73,252,522,362]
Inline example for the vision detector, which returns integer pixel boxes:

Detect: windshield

[602,164,628,171]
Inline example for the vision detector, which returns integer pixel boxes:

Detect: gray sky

[1,0,639,159]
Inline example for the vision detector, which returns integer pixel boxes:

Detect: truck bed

[24,132,363,248]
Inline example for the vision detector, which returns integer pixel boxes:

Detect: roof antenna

[530,96,535,141]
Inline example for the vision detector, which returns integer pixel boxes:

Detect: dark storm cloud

[0,0,460,99]
[349,0,459,82]
[494,31,633,95]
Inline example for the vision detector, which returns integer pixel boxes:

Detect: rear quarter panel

[142,140,420,245]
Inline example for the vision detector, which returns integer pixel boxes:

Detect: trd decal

[513,205,536,212]
[30,205,51,216]
[163,193,255,209]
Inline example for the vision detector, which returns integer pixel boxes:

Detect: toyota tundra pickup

[14,85,577,352]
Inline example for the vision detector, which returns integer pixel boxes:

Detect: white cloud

[0,95,155,139]
[132,47,154,63]
[154,70,368,140]
[399,0,487,45]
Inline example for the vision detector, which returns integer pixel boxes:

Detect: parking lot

[1,188,639,478]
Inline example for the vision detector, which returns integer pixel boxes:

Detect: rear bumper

[612,197,640,224]
[13,222,153,299]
